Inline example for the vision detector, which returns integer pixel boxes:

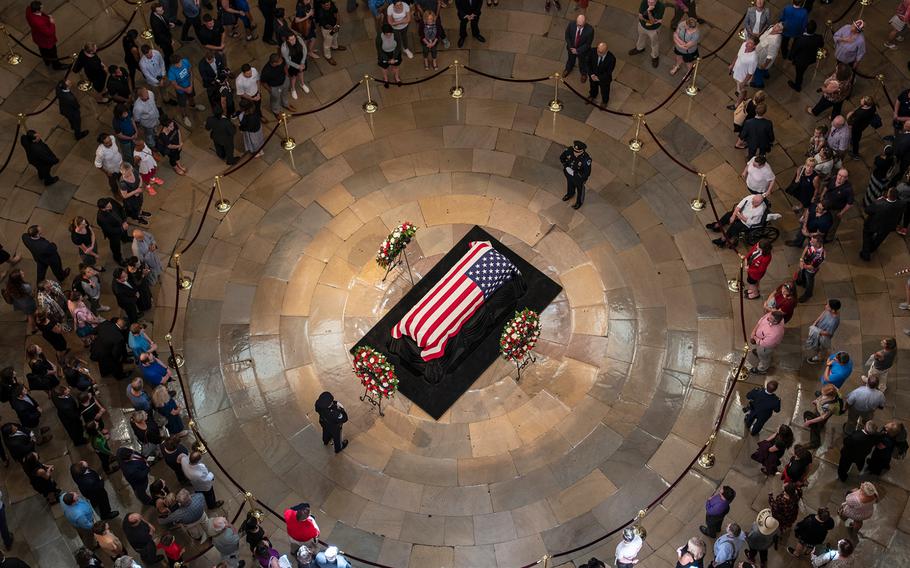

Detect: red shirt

[745,242,771,282]
[157,540,184,561]
[26,8,57,49]
[284,509,319,542]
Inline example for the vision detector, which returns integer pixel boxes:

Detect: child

[419,11,440,71]
[806,299,840,363]
[157,533,185,567]
[133,139,163,195]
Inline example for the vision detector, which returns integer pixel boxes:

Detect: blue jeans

[750,67,769,88]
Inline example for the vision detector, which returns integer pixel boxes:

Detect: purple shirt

[706,494,730,516]
[833,25,865,63]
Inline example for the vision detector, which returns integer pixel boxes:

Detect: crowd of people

[2,0,909,567]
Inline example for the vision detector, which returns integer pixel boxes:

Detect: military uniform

[560,140,592,209]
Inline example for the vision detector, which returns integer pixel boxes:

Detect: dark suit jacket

[588,51,616,83]
[52,394,81,424]
[564,23,594,57]
[455,0,482,19]
[842,429,879,461]
[739,116,775,153]
[56,86,80,117]
[864,198,904,233]
[789,32,823,68]
[745,388,781,420]
[11,395,41,428]
[198,53,228,89]
[72,467,106,495]
[118,449,151,486]
[97,202,128,241]
[3,428,35,461]
[112,280,139,309]
[150,12,172,48]
[90,320,128,364]
[205,115,236,147]
[20,235,60,265]
[20,139,58,168]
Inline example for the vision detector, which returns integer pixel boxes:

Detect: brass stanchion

[685,58,700,97]
[138,1,153,40]
[187,419,207,454]
[75,53,93,92]
[858,0,870,18]
[727,253,744,292]
[0,25,21,65]
[244,491,264,520]
[164,333,185,369]
[362,75,379,114]
[628,113,644,152]
[697,433,716,468]
[174,253,193,290]
[213,175,232,213]
[450,60,464,98]
[280,113,296,151]
[811,45,827,84]
[732,344,751,382]
[691,173,706,211]
[17,113,27,130]
[548,73,563,113]
[633,508,648,540]
[539,554,551,568]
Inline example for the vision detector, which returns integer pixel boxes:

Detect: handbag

[733,99,749,126]
[870,112,883,129]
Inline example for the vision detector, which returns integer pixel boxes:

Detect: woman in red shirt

[745,239,773,299]
[26,1,65,69]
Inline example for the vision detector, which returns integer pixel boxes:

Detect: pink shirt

[752,313,785,348]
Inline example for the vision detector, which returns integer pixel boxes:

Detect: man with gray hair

[843,376,886,434]
[208,516,243,567]
[159,488,209,542]
[132,88,160,148]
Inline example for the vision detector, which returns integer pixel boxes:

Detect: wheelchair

[717,197,782,247]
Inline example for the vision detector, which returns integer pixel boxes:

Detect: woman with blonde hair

[152,385,185,436]
[130,409,162,459]
[675,536,705,567]
[118,161,148,224]
[839,482,878,534]
[670,18,700,76]
[785,157,821,214]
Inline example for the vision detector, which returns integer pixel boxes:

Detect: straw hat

[756,509,779,535]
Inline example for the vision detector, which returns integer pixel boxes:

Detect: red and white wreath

[352,346,399,398]
[500,308,541,363]
[376,222,418,269]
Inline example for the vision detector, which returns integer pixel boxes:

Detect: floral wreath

[500,308,541,363]
[376,222,418,269]
[352,346,399,398]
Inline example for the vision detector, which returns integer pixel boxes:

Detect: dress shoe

[699,525,714,538]
[651,57,659,68]
[580,74,587,83]
[458,36,465,47]
[44,176,59,186]
[784,239,802,247]
[212,500,225,509]
[336,45,347,51]
[102,511,120,520]
[787,80,801,92]
[572,203,582,209]
[75,130,89,140]
[563,68,572,77]
[562,194,571,201]
[798,294,811,303]
[62,267,71,279]
[628,47,645,55]
[335,439,349,453]
[474,34,486,43]
[859,251,871,261]
[711,238,726,247]
[52,63,68,71]
[326,58,337,66]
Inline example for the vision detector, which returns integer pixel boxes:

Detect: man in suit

[70,461,118,520]
[10,385,44,430]
[205,105,238,165]
[738,103,775,158]
[21,225,69,283]
[837,420,879,481]
[787,19,823,91]
[199,49,229,106]
[564,15,594,81]
[588,42,616,106]
[559,140,593,209]
[51,386,85,445]
[150,2,174,68]
[455,0,484,48]
[117,447,154,505]
[96,198,129,266]
[743,379,781,435]
[90,317,130,379]
[56,79,88,140]
[112,268,141,324]
[19,130,59,187]
[860,188,904,261]
[315,391,349,453]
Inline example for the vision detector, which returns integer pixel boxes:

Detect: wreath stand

[381,244,415,286]
[360,387,387,416]
[514,352,537,382]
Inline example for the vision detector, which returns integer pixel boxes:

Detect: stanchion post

[685,58,700,97]
[628,113,644,152]
[280,112,296,151]
[174,253,193,290]
[164,333,185,369]
[214,175,232,213]
[450,60,464,99]
[244,491,264,520]
[138,1,153,40]
[362,75,379,114]
[690,173,706,211]
[16,113,27,130]
[187,419,207,454]
[727,253,744,292]
[858,0,870,18]
[548,73,563,113]
[697,433,716,469]
[74,51,93,93]
[0,24,22,65]
[633,508,649,539]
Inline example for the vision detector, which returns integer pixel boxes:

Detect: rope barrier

[0,123,21,173]
[462,65,551,83]
[372,63,453,87]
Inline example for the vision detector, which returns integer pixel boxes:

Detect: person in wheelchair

[706,193,769,247]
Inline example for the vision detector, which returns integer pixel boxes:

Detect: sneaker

[291,88,298,100]
[899,302,910,310]
[404,48,414,59]
[183,116,192,128]
[301,84,310,94]
[904,328,910,337]
[806,355,820,364]
[152,177,164,185]
[898,35,905,41]
[194,104,206,111]
[884,42,898,50]
[897,227,908,236]
[147,186,157,196]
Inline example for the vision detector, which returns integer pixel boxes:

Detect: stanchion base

[685,85,699,97]
[548,99,563,113]
[179,276,193,290]
[450,86,464,99]
[281,138,297,151]
[628,138,643,152]
[697,451,716,469]
[690,198,706,211]
[141,29,153,40]
[215,199,232,213]
[77,80,93,92]
[727,279,742,292]
[737,30,746,40]
[168,353,185,369]
[816,48,827,61]
[363,101,379,114]
[6,53,21,65]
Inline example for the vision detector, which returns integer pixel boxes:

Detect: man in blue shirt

[166,55,205,128]
[821,351,853,389]
[139,353,172,387]
[61,492,96,549]
[713,523,747,565]
[779,0,808,59]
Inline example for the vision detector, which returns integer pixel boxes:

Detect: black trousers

[792,63,811,91]
[837,454,864,481]
[199,487,218,508]
[564,50,589,75]
[744,410,770,435]
[717,212,749,241]
[129,480,154,505]
[62,110,82,135]
[564,173,585,206]
[61,417,86,445]
[458,16,481,39]
[213,142,235,163]
[182,15,201,40]
[35,162,54,182]
[704,513,725,536]
[38,45,59,66]
[85,487,114,518]
[795,268,816,298]
[811,96,843,119]
[120,301,140,324]
[861,226,891,256]
[105,235,125,265]
[35,254,67,282]
[260,7,275,43]
[850,125,867,156]
[321,422,344,452]
[589,79,611,105]
[780,36,793,59]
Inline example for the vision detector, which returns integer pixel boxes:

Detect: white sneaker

[291,89,298,100]
[884,42,898,50]
[183,116,192,128]
[766,213,782,221]
[195,103,206,111]
[404,48,414,59]
[301,84,310,94]
[899,302,910,310]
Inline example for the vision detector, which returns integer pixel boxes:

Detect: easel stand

[360,387,387,416]
[515,352,537,382]
[381,246,415,286]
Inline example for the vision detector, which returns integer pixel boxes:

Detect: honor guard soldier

[560,140,592,210]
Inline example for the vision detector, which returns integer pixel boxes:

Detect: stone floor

[0,0,909,566]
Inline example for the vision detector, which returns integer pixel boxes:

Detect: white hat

[324,546,338,561]
[756,509,779,535]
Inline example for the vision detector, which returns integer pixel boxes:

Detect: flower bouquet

[352,346,399,399]
[376,221,418,269]
[500,308,541,364]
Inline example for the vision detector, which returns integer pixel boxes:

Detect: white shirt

[756,28,782,66]
[133,145,157,174]
[180,456,215,491]
[737,195,767,227]
[387,3,410,30]
[732,43,759,82]
[615,535,643,564]
[752,9,764,35]
[745,159,776,193]
[138,50,166,86]
[235,69,260,98]
[94,137,123,174]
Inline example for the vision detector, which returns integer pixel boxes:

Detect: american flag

[392,241,520,361]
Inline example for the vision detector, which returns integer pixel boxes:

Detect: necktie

[598,56,603,67]
[575,27,582,47]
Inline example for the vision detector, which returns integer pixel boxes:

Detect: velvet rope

[372,63,453,87]
[462,65,552,83]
